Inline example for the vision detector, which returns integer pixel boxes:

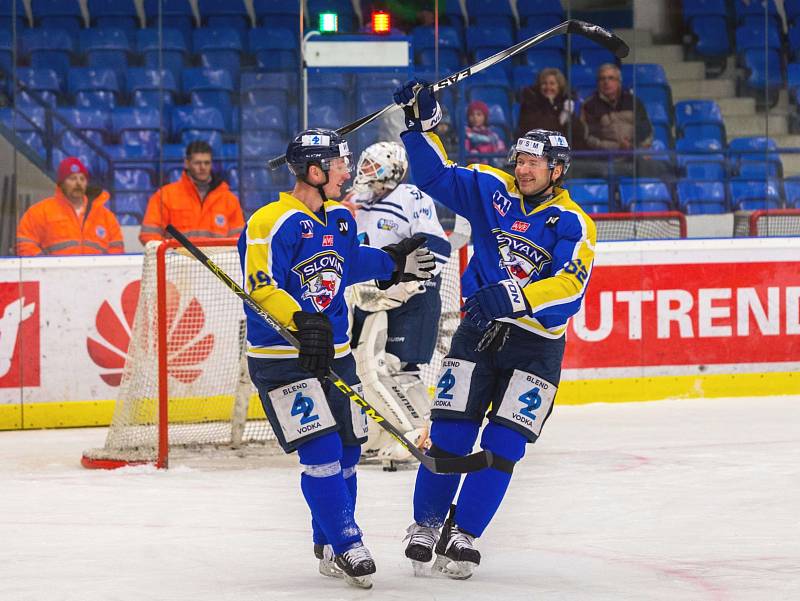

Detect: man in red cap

[16,157,125,256]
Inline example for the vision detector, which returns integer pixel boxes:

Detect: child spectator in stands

[16,157,124,256]
[515,68,579,142]
[465,100,506,166]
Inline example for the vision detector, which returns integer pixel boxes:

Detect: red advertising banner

[565,261,800,369]
[0,281,41,387]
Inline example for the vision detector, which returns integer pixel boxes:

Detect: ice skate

[313,543,343,579]
[432,511,481,580]
[403,522,440,576]
[334,542,376,589]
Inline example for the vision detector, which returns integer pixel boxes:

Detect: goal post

[592,211,687,240]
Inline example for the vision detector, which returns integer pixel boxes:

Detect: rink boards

[0,238,798,429]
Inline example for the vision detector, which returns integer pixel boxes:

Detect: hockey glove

[463,279,531,330]
[293,311,335,381]
[393,79,442,132]
[378,235,436,290]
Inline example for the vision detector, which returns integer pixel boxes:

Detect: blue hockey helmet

[508,129,571,176]
[285,128,353,178]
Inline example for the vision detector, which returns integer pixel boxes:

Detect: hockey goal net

[592,211,687,240]
[83,233,469,469]
[738,209,800,237]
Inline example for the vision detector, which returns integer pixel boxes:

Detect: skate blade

[432,554,474,580]
[318,561,344,579]
[343,573,373,589]
[411,559,431,577]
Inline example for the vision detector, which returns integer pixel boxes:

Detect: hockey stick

[165,225,492,474]
[267,19,629,170]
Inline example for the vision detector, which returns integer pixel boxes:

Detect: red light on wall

[372,10,391,34]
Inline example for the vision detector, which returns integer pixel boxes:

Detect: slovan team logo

[493,229,552,286]
[293,251,344,311]
[87,280,214,386]
[492,190,512,216]
[300,219,314,239]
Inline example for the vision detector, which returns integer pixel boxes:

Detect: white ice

[2,395,799,601]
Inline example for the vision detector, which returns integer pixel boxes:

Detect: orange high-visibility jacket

[139,172,245,244]
[16,187,124,256]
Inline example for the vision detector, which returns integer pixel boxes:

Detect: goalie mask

[507,129,571,179]
[351,141,409,201]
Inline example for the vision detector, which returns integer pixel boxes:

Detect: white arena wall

[1,237,798,430]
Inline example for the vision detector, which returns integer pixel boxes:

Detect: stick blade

[568,19,630,59]
[422,450,493,474]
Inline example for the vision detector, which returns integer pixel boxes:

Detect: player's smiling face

[323,157,352,199]
[515,153,562,196]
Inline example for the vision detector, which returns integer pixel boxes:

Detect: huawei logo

[87,281,214,386]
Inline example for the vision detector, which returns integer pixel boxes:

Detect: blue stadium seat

[241,105,286,136]
[729,178,782,210]
[0,29,11,77]
[138,28,188,83]
[197,0,250,36]
[683,0,730,61]
[241,165,271,190]
[69,68,120,109]
[56,107,110,146]
[512,65,538,94]
[253,0,300,30]
[0,108,41,133]
[0,0,27,31]
[241,71,296,110]
[568,65,596,99]
[734,0,781,29]
[127,67,178,107]
[411,25,463,68]
[416,48,463,71]
[567,178,612,213]
[788,0,800,27]
[680,158,725,180]
[676,180,727,214]
[517,0,564,27]
[183,68,234,129]
[112,107,161,154]
[193,27,243,80]
[142,0,195,45]
[88,0,139,31]
[241,131,284,159]
[21,28,74,85]
[172,106,225,151]
[465,0,514,29]
[31,0,82,32]
[571,35,617,69]
[250,27,299,72]
[81,28,131,71]
[618,178,673,212]
[736,26,783,103]
[783,177,800,207]
[622,64,672,117]
[466,25,514,60]
[728,137,782,176]
[675,100,725,143]
[789,27,800,64]
[15,68,61,107]
[114,167,152,192]
[307,0,357,31]
[13,105,46,130]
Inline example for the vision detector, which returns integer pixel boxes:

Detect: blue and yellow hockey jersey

[402,131,596,339]
[238,192,395,358]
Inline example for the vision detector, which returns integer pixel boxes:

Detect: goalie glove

[463,279,531,330]
[352,280,426,312]
[378,234,435,290]
[393,79,442,132]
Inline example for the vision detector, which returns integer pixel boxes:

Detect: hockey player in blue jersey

[347,141,452,469]
[392,81,597,579]
[238,128,435,589]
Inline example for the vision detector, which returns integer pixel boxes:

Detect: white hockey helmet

[352,141,408,200]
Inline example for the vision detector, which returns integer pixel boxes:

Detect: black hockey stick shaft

[267,19,628,170]
[165,225,492,474]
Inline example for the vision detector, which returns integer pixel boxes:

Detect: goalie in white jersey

[347,141,452,469]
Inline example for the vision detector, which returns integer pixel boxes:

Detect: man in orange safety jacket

[139,140,244,245]
[16,157,125,256]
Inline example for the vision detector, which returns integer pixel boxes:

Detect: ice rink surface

[2,395,799,601]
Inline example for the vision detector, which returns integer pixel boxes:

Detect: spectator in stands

[573,63,657,178]
[465,100,506,166]
[140,140,244,245]
[436,105,459,159]
[16,157,124,256]
[515,68,579,142]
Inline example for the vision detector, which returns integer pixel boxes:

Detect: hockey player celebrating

[238,128,435,589]
[347,141,452,470]
[392,81,596,579]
